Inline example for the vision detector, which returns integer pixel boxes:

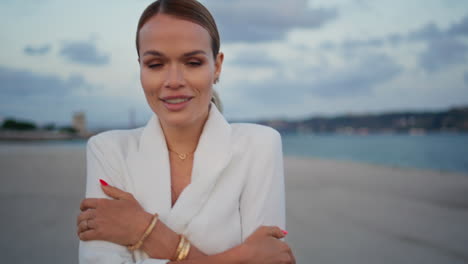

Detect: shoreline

[1,141,467,175]
[285,155,468,177]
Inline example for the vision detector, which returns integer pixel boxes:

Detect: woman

[77,0,295,263]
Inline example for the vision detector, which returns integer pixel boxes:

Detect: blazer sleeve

[239,129,286,241]
[79,135,170,264]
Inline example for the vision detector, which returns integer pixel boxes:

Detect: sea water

[282,132,468,174]
[1,133,467,174]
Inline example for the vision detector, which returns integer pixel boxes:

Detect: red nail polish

[282,230,288,235]
[99,179,108,186]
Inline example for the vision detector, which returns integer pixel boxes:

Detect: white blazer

[79,105,285,264]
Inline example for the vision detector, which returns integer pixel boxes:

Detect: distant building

[73,112,87,136]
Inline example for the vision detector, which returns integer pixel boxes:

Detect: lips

[160,95,194,111]
[160,95,194,104]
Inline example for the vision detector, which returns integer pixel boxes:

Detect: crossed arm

[78,132,295,263]
[77,183,295,264]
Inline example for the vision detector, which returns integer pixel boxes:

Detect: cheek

[140,70,161,96]
[191,69,215,97]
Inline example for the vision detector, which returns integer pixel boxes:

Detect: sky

[1,0,468,129]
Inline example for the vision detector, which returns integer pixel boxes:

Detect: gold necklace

[168,148,194,161]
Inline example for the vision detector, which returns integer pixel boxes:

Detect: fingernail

[99,179,108,186]
[282,229,288,235]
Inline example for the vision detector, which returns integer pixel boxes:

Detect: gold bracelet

[176,238,191,261]
[127,213,159,251]
[172,235,186,261]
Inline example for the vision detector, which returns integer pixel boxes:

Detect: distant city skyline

[1,0,468,128]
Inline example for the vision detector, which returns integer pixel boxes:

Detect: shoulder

[231,123,281,141]
[230,123,282,151]
[87,127,144,156]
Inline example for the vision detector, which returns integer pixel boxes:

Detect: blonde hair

[211,90,223,113]
[138,0,223,113]
[136,0,220,59]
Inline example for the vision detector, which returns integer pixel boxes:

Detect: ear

[214,52,224,81]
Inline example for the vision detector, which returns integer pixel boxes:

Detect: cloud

[320,15,468,73]
[319,41,336,50]
[409,16,468,73]
[447,15,468,37]
[319,38,385,52]
[407,22,443,41]
[229,53,402,109]
[309,54,402,97]
[223,53,403,119]
[228,50,279,67]
[406,15,468,41]
[59,40,110,66]
[205,0,338,42]
[340,38,385,52]
[24,44,51,56]
[387,33,404,46]
[0,65,140,128]
[419,37,468,73]
[0,65,90,97]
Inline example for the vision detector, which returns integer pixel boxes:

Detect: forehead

[139,14,212,55]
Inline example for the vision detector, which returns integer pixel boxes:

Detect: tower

[72,112,87,136]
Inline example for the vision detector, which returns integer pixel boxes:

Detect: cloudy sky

[1,0,467,129]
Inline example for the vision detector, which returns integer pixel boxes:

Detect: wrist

[227,243,251,264]
[141,219,179,259]
[132,212,153,244]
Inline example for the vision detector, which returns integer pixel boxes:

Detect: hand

[241,226,296,264]
[77,181,153,246]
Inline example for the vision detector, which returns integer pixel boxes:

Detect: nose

[164,64,185,89]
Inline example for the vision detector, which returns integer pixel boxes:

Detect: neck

[160,112,209,155]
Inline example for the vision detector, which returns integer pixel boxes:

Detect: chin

[152,102,210,128]
[157,111,197,128]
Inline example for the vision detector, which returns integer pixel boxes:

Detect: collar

[128,103,232,233]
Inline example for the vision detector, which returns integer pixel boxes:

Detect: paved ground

[1,146,467,263]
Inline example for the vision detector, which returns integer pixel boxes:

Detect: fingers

[278,240,295,264]
[76,209,95,225]
[101,184,134,200]
[283,242,296,264]
[78,229,99,241]
[78,220,91,235]
[76,209,97,236]
[252,226,286,239]
[290,249,296,264]
[80,198,101,211]
[250,226,295,263]
[267,226,286,239]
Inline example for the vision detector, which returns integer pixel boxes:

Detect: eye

[148,63,163,69]
[187,60,202,67]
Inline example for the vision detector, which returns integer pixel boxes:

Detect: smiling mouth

[160,97,193,104]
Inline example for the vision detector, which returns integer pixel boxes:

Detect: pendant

[178,153,187,160]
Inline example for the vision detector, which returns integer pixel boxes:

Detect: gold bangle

[127,213,159,251]
[177,238,191,261]
[172,235,186,261]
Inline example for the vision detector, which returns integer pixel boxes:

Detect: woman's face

[138,14,223,128]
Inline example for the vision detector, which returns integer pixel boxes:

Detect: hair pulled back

[136,0,223,112]
[136,0,220,58]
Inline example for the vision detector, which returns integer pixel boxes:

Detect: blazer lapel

[126,105,233,233]
[126,115,172,222]
[167,104,233,233]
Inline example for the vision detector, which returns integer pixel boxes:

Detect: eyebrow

[142,50,207,58]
